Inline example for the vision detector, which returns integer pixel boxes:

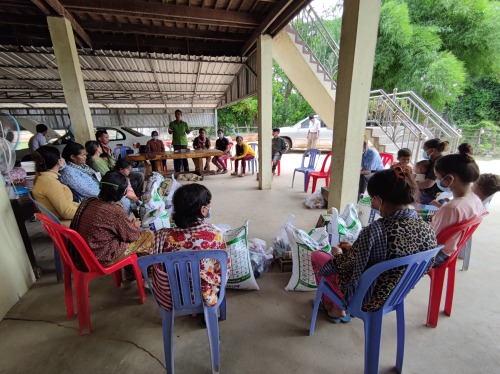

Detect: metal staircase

[285,4,460,161]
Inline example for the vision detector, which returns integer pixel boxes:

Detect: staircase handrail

[290,5,340,85]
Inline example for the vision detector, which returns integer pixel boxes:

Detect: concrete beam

[257,34,273,190]
[328,0,382,211]
[47,16,95,143]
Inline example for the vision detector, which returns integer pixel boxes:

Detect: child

[231,136,255,177]
[472,173,500,205]
[394,148,412,168]
[413,159,430,183]
[272,128,287,175]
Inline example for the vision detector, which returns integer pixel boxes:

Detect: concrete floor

[1,153,499,374]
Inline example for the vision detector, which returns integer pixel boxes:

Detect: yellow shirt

[32,170,79,226]
[233,142,255,159]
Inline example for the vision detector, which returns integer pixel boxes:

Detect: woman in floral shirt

[152,183,229,310]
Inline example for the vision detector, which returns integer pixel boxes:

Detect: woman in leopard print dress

[312,166,437,323]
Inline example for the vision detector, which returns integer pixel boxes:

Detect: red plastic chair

[306,152,332,193]
[35,213,146,335]
[271,160,281,176]
[379,152,394,167]
[426,213,488,328]
[223,142,234,171]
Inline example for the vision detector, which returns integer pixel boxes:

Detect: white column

[47,17,95,143]
[328,0,382,210]
[257,34,273,189]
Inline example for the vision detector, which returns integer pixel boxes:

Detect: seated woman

[32,145,79,226]
[146,130,165,171]
[431,154,487,266]
[192,127,211,172]
[312,166,437,323]
[85,140,114,177]
[231,136,255,177]
[70,171,154,268]
[212,129,231,174]
[417,138,450,204]
[152,183,229,310]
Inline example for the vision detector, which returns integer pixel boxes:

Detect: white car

[278,115,334,153]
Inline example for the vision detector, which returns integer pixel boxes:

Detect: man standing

[28,124,48,153]
[307,115,320,149]
[96,129,144,196]
[168,109,191,172]
[359,141,384,198]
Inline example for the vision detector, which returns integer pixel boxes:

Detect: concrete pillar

[214,109,218,135]
[257,34,273,189]
[328,0,381,210]
[47,17,94,144]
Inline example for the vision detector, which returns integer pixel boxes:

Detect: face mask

[152,136,158,140]
[422,150,431,160]
[436,175,453,193]
[218,134,223,139]
[203,206,212,219]
[59,159,67,171]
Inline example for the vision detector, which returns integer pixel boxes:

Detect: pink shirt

[431,192,487,255]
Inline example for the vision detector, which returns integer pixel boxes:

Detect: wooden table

[126,149,223,173]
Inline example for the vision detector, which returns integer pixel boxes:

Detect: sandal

[222,169,228,174]
[231,172,238,176]
[317,301,351,324]
[239,173,245,177]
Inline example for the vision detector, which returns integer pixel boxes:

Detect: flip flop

[316,300,351,324]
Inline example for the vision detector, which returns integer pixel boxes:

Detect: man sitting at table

[96,129,144,196]
[359,141,384,198]
[192,128,211,172]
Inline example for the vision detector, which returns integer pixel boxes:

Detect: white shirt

[308,119,320,133]
[29,132,47,152]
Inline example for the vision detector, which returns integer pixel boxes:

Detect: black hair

[36,124,48,133]
[367,168,417,205]
[217,129,224,134]
[363,141,367,148]
[434,154,480,183]
[199,128,206,133]
[114,159,132,171]
[61,142,84,163]
[236,135,243,141]
[309,115,314,120]
[175,109,182,115]
[151,130,159,136]
[423,138,450,153]
[95,130,107,140]
[85,140,100,157]
[415,159,430,170]
[172,184,211,229]
[99,171,128,202]
[273,128,280,133]
[458,142,473,155]
[397,148,412,158]
[33,145,60,173]
[475,173,500,197]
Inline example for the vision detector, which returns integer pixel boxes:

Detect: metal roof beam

[63,0,262,28]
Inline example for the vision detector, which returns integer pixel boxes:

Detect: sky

[311,0,342,19]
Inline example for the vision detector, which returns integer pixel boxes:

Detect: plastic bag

[327,203,363,247]
[357,196,378,227]
[162,174,182,215]
[224,221,259,290]
[142,208,170,231]
[284,225,331,291]
[272,215,295,259]
[249,238,273,278]
[305,191,326,209]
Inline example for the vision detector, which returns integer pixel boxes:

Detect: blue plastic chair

[113,145,132,160]
[137,250,228,374]
[292,149,321,191]
[310,246,442,374]
[28,191,63,281]
[247,142,258,175]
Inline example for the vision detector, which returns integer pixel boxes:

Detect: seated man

[272,128,287,175]
[359,141,384,198]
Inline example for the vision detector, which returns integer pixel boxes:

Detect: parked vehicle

[278,115,333,153]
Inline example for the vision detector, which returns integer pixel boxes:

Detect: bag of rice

[357,196,381,227]
[327,203,363,247]
[224,221,259,290]
[284,225,331,291]
[142,208,170,231]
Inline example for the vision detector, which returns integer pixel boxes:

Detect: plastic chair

[271,160,281,176]
[310,246,442,374]
[222,142,234,171]
[426,214,488,328]
[246,143,258,175]
[137,250,228,374]
[459,193,495,271]
[35,213,146,335]
[292,149,321,191]
[379,153,394,167]
[306,152,332,193]
[28,191,63,281]
[113,145,132,160]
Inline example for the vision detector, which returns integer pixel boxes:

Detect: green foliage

[457,120,499,156]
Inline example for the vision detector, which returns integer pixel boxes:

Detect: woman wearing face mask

[70,171,154,268]
[151,183,230,310]
[311,166,437,323]
[31,145,80,226]
[192,127,211,172]
[146,131,166,171]
[431,154,487,266]
[417,138,450,204]
[212,129,231,174]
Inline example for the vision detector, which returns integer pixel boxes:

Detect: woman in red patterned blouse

[152,183,229,310]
